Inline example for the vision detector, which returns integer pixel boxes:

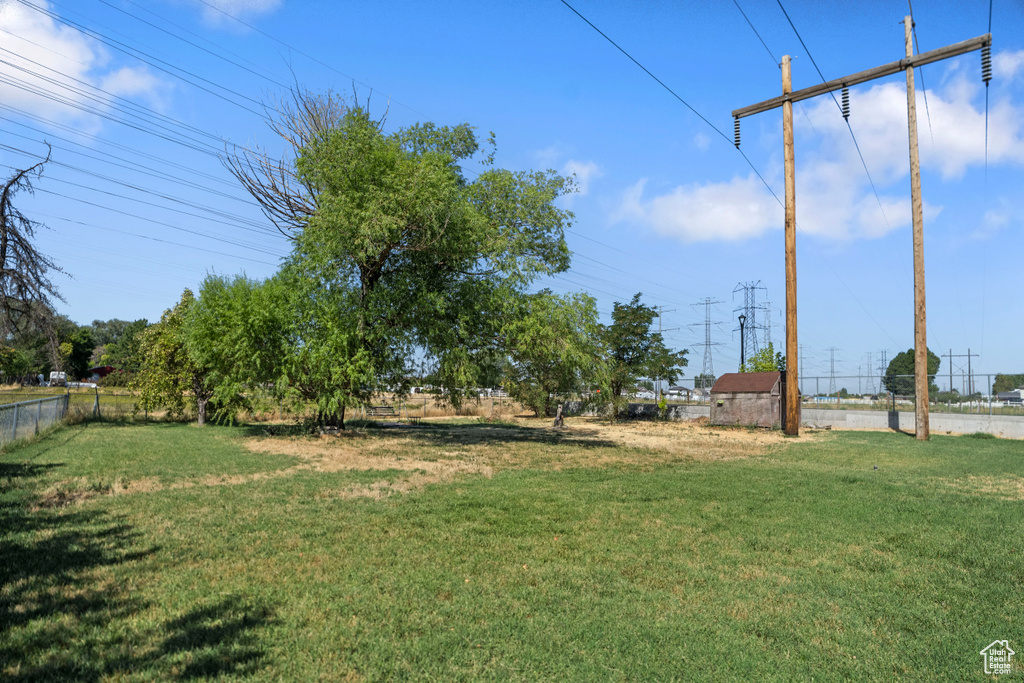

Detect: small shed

[710,371,786,429]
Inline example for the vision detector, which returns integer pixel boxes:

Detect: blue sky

[0,0,1021,390]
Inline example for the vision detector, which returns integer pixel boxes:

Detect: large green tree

[503,290,605,417]
[184,274,289,421]
[226,94,574,427]
[604,293,688,416]
[742,341,786,373]
[992,374,1024,394]
[134,290,217,425]
[101,319,149,374]
[883,347,940,396]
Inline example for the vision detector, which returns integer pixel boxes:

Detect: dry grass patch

[242,417,808,474]
[934,474,1024,500]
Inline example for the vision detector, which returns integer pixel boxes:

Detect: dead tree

[222,87,350,237]
[0,146,65,358]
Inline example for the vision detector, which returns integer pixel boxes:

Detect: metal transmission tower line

[942,348,980,395]
[734,17,992,439]
[733,281,767,361]
[654,306,678,401]
[877,349,889,394]
[828,347,839,397]
[762,300,773,348]
[689,298,723,396]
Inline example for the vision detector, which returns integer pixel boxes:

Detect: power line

[558,0,782,204]
[0,123,255,206]
[774,0,893,234]
[733,0,777,64]
[0,104,239,189]
[559,0,903,350]
[0,143,282,238]
[0,69,223,157]
[18,0,271,118]
[906,0,935,146]
[33,211,278,267]
[93,0,294,90]
[0,37,230,149]
[190,0,432,121]
[9,178,285,257]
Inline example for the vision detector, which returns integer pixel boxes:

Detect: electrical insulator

[981,45,992,84]
[733,118,741,148]
[841,87,850,120]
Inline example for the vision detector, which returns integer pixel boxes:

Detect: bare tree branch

[0,144,65,345]
[222,87,349,237]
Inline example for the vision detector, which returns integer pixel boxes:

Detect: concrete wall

[561,401,1024,438]
[802,408,1024,439]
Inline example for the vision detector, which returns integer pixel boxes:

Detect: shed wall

[710,391,781,428]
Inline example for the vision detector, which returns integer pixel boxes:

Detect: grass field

[1,417,1021,680]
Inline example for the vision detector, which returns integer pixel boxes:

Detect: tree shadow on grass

[239,419,620,450]
[156,596,273,680]
[1,464,274,680]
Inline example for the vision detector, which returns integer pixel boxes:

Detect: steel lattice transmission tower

[828,347,839,397]
[689,298,723,395]
[733,281,767,360]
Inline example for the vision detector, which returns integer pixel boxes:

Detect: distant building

[666,386,708,401]
[997,389,1023,406]
[88,366,116,382]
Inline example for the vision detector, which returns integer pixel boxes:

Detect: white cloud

[100,67,168,111]
[994,49,1024,81]
[694,132,710,151]
[616,62,1024,243]
[194,0,283,26]
[0,0,167,127]
[803,77,1024,181]
[972,196,1018,239]
[533,144,565,169]
[615,176,781,242]
[562,159,602,196]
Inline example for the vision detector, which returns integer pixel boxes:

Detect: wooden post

[782,55,800,436]
[905,15,929,440]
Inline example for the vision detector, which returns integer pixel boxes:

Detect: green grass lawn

[1,419,1021,680]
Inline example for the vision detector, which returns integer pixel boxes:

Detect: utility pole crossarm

[732,33,991,119]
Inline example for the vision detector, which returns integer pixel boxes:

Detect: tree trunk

[339,404,346,431]
[197,397,208,426]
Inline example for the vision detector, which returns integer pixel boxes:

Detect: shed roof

[710,371,781,394]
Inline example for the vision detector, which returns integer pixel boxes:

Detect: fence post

[12,402,18,441]
[35,399,41,435]
[988,374,992,416]
[93,386,100,419]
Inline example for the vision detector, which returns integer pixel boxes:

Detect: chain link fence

[0,394,69,447]
[796,373,1024,415]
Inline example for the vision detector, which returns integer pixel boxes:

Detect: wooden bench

[366,405,397,419]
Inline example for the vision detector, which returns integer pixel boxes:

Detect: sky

[0,0,1021,392]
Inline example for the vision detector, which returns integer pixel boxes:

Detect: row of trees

[135,280,687,425]
[127,91,687,426]
[0,313,149,385]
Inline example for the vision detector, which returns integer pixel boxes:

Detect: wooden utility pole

[782,55,799,436]
[904,16,929,440]
[732,23,991,441]
[909,17,933,444]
